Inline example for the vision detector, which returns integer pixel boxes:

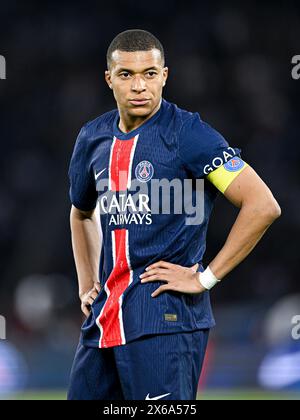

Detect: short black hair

[107,29,165,69]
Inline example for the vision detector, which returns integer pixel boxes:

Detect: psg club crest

[224,157,245,172]
[135,161,154,183]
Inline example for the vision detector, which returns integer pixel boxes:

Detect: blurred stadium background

[0,0,300,400]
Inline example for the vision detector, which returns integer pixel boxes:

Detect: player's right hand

[80,283,101,317]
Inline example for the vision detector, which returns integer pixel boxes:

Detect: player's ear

[105,70,113,90]
[163,67,169,87]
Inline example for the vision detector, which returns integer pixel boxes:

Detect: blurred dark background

[0,0,299,397]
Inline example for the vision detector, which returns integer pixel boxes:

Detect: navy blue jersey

[68,98,240,348]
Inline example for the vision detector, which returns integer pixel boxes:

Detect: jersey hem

[80,321,216,349]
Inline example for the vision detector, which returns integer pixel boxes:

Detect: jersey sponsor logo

[98,192,152,226]
[99,193,151,214]
[203,147,237,175]
[97,135,155,227]
[135,161,154,183]
[224,157,245,172]
[145,393,171,400]
[96,134,204,228]
[109,212,152,226]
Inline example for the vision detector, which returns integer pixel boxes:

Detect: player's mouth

[129,99,150,106]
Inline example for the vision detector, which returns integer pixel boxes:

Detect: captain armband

[206,157,249,194]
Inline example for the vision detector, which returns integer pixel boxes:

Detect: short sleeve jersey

[68,98,242,348]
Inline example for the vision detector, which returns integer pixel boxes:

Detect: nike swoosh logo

[145,393,171,400]
[95,168,107,180]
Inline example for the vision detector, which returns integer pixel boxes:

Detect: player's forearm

[209,199,281,281]
[70,206,101,297]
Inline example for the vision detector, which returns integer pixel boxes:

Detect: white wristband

[198,267,220,290]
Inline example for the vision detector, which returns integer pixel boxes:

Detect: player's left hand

[140,261,207,297]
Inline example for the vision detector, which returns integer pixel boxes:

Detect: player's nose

[131,75,146,92]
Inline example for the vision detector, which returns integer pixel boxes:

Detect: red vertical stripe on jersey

[99,229,130,347]
[110,137,136,191]
[98,136,137,348]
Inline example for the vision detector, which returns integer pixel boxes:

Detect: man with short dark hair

[67,29,281,400]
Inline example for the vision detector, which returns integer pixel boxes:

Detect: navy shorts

[67,329,209,400]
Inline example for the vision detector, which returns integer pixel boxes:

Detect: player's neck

[118,99,162,134]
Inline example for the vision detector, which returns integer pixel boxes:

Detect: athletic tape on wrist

[198,266,220,290]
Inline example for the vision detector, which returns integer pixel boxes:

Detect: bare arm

[70,205,101,316]
[209,166,281,280]
[140,165,281,296]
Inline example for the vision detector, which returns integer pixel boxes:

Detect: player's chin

[128,106,152,117]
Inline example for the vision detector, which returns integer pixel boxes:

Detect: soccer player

[67,29,281,400]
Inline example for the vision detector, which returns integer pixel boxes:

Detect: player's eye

[145,71,157,78]
[120,72,131,79]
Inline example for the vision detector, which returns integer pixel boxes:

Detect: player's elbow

[268,199,281,221]
[254,196,281,225]
[70,205,95,221]
[242,191,281,224]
